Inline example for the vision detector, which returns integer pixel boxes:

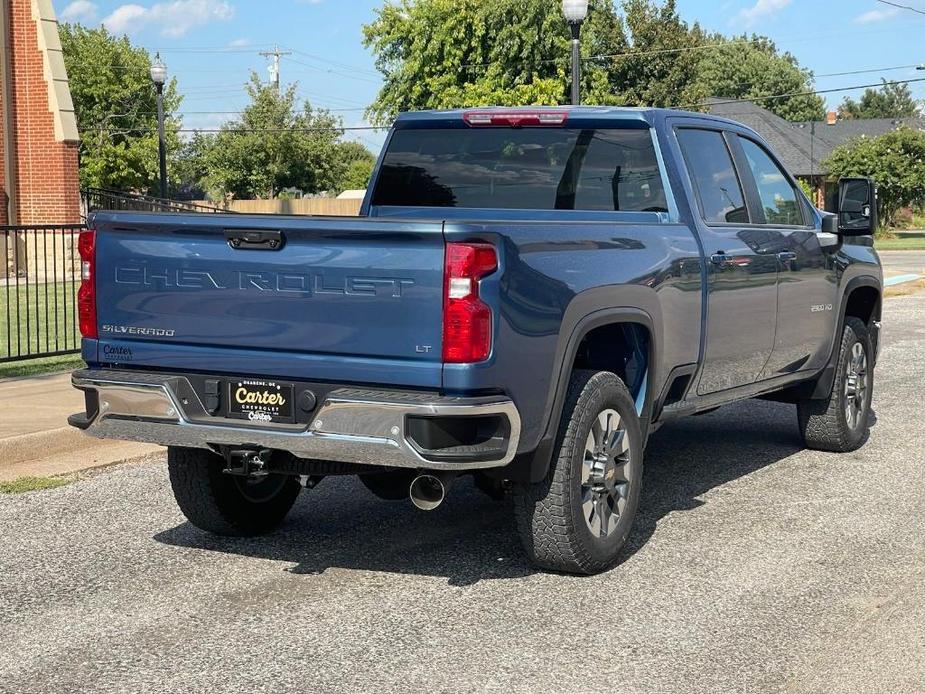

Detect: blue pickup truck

[70,107,882,574]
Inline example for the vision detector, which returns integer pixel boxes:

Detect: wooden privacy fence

[192,198,362,216]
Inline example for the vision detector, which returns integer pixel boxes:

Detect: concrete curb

[0,426,161,481]
[0,426,88,465]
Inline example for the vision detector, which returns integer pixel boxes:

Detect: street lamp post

[562,0,589,106]
[150,53,168,199]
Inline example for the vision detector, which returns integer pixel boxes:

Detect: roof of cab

[392,106,751,131]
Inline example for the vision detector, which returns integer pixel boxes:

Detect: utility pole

[259,46,291,92]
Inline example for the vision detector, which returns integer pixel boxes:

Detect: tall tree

[694,35,825,121]
[59,24,183,192]
[839,80,920,120]
[193,74,350,199]
[607,0,708,109]
[363,0,823,122]
[362,0,627,124]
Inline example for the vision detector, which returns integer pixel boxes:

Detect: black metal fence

[82,187,225,216]
[0,193,226,364]
[1,225,87,363]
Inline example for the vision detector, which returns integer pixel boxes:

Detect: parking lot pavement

[1,295,924,694]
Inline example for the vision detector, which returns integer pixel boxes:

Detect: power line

[815,64,923,78]
[79,125,389,135]
[695,76,925,110]
[79,76,925,136]
[457,37,749,71]
[285,48,380,77]
[875,0,925,16]
[282,56,380,84]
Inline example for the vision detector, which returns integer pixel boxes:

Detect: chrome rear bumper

[70,370,521,471]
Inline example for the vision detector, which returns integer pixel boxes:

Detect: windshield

[371,127,668,212]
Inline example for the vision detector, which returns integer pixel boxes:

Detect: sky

[51,0,925,153]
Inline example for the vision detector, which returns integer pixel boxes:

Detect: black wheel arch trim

[810,274,881,399]
[506,287,663,484]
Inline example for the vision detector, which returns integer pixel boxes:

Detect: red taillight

[463,110,568,128]
[443,243,497,363]
[77,230,97,339]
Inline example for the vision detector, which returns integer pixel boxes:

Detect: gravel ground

[1,295,923,694]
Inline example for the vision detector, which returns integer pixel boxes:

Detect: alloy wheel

[580,409,632,538]
[844,341,869,430]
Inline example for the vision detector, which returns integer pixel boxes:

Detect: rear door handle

[777,251,798,263]
[710,253,732,266]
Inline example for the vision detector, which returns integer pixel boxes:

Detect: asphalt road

[879,250,925,277]
[2,295,924,694]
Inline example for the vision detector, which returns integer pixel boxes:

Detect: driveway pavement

[1,295,924,694]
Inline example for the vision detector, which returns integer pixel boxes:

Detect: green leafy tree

[363,0,823,122]
[694,35,825,121]
[824,127,925,230]
[839,80,920,120]
[333,141,376,191]
[196,74,345,199]
[60,24,182,193]
[607,0,708,109]
[362,0,627,124]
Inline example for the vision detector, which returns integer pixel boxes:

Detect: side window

[739,138,804,226]
[677,129,748,224]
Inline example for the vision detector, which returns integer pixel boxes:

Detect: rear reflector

[443,243,497,363]
[463,110,568,128]
[77,229,97,339]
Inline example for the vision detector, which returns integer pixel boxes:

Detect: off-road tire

[798,317,874,453]
[167,447,301,536]
[513,370,643,575]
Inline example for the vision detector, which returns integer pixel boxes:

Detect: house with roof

[705,98,925,211]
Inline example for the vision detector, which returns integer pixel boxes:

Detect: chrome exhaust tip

[409,472,455,511]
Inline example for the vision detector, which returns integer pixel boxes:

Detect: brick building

[0,0,80,226]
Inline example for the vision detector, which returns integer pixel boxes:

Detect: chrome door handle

[777,251,797,262]
[710,253,731,266]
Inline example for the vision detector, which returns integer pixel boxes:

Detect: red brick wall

[2,0,80,225]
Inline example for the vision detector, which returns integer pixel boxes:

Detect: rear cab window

[371,126,668,213]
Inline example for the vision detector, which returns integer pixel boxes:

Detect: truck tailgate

[90,213,445,385]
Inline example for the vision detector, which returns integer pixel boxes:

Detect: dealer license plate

[227,379,294,423]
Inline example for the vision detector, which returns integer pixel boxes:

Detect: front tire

[798,316,874,452]
[167,447,301,536]
[513,370,644,575]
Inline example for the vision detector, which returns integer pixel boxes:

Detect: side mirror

[838,177,878,236]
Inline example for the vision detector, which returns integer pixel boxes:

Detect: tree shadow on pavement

[153,399,839,586]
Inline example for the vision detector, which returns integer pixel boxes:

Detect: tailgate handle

[225,229,284,251]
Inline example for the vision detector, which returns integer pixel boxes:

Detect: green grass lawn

[0,279,81,364]
[0,475,74,494]
[876,232,925,251]
[0,354,84,379]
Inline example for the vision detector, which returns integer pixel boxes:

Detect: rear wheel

[513,370,643,575]
[167,447,301,536]
[798,316,874,452]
